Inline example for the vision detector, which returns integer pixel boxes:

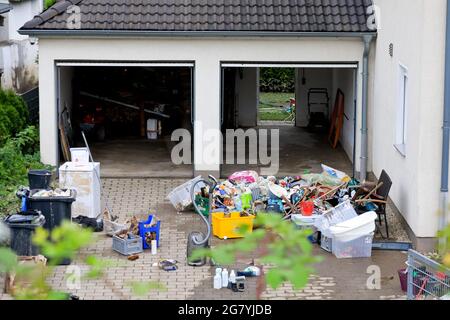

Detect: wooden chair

[353,170,392,239]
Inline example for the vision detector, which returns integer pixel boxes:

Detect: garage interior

[221,65,357,178]
[57,63,357,179]
[57,64,194,178]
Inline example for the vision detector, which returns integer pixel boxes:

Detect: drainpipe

[439,0,450,243]
[360,35,374,182]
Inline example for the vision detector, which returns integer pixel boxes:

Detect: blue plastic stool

[138,215,161,249]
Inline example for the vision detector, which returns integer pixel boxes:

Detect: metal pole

[440,0,450,248]
[359,35,373,182]
[81,131,114,219]
[406,250,414,300]
[352,68,358,179]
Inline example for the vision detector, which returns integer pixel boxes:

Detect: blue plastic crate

[112,234,143,256]
[138,215,161,249]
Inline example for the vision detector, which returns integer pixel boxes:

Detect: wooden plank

[59,112,71,162]
[328,89,345,149]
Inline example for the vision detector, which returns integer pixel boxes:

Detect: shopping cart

[406,249,450,300]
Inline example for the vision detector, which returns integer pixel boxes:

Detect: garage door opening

[220,64,357,178]
[57,63,194,178]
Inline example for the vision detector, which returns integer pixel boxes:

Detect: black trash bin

[27,189,77,232]
[5,212,45,256]
[28,170,52,190]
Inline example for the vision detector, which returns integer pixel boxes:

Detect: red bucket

[300,201,314,216]
[398,268,408,292]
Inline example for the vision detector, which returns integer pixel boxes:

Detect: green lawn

[259,111,290,121]
[259,92,294,109]
[259,92,295,121]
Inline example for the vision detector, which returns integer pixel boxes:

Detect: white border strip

[221,63,357,68]
[56,62,195,67]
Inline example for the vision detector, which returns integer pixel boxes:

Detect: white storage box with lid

[329,211,377,258]
[59,162,101,219]
[332,232,374,259]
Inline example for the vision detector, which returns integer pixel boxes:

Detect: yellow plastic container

[212,212,255,239]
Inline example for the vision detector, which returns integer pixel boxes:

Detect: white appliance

[59,162,101,219]
[147,118,158,140]
[70,148,89,164]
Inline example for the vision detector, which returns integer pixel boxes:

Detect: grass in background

[259,92,294,109]
[259,111,290,121]
[259,92,295,121]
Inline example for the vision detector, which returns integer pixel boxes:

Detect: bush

[44,0,56,10]
[0,89,29,144]
[0,126,49,216]
[260,68,295,93]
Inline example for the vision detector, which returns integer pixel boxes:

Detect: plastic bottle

[151,240,157,255]
[214,269,222,289]
[221,268,229,287]
[229,270,236,284]
[233,196,242,212]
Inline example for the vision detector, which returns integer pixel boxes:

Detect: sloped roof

[20,0,376,35]
[0,3,13,15]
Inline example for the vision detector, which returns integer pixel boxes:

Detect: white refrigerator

[59,162,101,219]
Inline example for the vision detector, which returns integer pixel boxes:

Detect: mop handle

[81,131,113,217]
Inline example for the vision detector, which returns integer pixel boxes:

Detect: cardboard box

[4,255,47,295]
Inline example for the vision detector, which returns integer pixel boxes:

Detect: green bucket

[195,195,210,217]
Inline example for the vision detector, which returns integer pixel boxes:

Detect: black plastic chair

[375,170,392,238]
[354,170,392,239]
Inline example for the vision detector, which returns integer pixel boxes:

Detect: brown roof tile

[21,0,375,33]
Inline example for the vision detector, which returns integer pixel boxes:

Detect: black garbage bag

[73,216,104,232]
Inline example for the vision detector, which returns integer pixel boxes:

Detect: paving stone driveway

[1,178,407,300]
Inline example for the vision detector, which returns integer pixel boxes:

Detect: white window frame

[394,63,408,157]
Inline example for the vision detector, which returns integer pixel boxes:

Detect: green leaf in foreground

[0,247,18,273]
[131,281,167,296]
[191,213,322,293]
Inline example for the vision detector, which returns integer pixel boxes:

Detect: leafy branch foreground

[190,213,323,298]
[0,214,320,300]
[0,222,163,299]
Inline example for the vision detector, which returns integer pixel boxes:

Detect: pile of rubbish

[107,213,162,258]
[169,164,383,259]
[30,188,72,198]
[193,165,358,219]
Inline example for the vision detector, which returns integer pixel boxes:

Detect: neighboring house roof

[20,0,376,36]
[0,3,12,15]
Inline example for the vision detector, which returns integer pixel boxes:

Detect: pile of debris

[169,164,391,259]
[196,165,359,219]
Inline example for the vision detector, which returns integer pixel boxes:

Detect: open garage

[20,0,375,181]
[57,62,194,177]
[221,64,358,178]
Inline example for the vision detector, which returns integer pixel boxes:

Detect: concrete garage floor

[90,126,352,179]
[90,137,193,178]
[0,178,407,300]
[222,125,354,178]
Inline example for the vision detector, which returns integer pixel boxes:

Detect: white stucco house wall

[0,0,41,93]
[18,0,450,249]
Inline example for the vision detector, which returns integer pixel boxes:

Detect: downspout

[360,35,374,182]
[439,0,450,242]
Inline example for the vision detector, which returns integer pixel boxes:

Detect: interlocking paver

[1,178,408,300]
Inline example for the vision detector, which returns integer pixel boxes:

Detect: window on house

[395,64,408,156]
